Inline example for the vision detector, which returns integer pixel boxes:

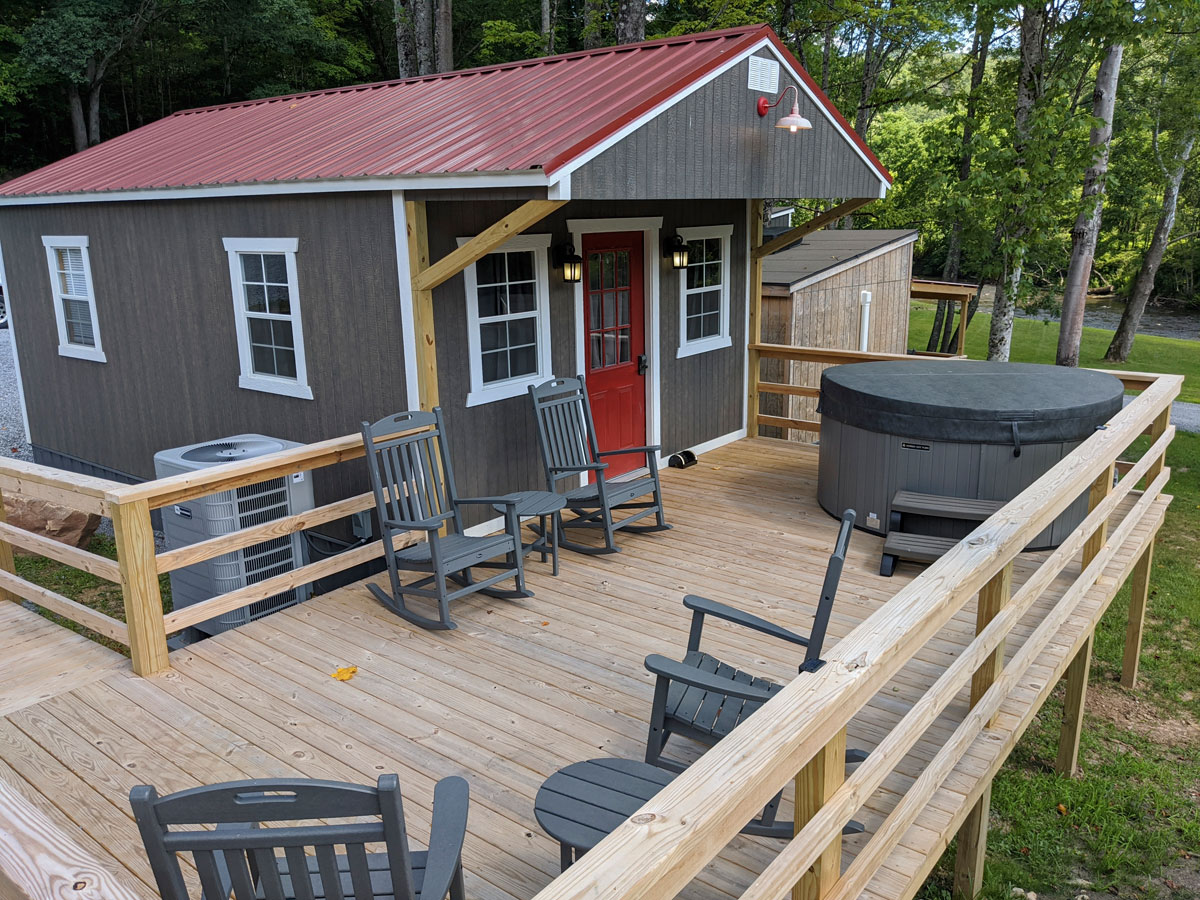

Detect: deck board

[0,438,1165,900]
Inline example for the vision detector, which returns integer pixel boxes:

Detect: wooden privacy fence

[0,427,420,676]
[529,369,1178,900]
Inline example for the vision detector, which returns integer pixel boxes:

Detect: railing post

[0,487,17,603]
[111,498,169,676]
[1054,462,1113,776]
[793,726,846,900]
[1122,407,1169,688]
[954,561,1013,900]
[747,199,764,437]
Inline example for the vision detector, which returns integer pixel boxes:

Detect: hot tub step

[880,532,959,577]
[891,490,1007,524]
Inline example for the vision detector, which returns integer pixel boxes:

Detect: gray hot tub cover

[818,360,1124,445]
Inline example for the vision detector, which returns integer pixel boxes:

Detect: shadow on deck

[0,437,1165,900]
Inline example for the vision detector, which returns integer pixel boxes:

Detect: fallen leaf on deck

[330,666,358,681]
[541,621,549,626]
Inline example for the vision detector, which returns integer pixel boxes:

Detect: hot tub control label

[901,441,932,452]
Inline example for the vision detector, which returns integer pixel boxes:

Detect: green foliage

[476,19,545,65]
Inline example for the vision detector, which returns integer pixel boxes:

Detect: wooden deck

[0,438,1165,900]
[0,599,126,716]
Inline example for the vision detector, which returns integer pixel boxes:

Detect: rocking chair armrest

[597,444,662,458]
[383,512,453,532]
[423,776,470,900]
[548,463,609,473]
[683,594,809,647]
[644,654,777,701]
[455,496,520,507]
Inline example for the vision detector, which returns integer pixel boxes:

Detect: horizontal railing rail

[529,365,1179,900]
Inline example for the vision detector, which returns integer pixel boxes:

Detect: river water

[1014,298,1200,342]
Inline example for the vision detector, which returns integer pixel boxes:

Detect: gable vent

[747,57,779,93]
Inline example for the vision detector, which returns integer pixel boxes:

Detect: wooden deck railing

[527,365,1178,900]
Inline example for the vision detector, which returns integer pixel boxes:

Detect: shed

[0,24,891,533]
[759,228,917,440]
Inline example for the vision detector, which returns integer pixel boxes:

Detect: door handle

[637,354,648,376]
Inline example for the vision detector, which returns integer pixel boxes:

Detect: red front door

[583,232,646,477]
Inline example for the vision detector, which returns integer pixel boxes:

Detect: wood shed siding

[570,51,883,200]
[425,198,747,512]
[761,241,912,442]
[0,192,404,506]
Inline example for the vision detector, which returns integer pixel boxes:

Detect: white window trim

[461,233,553,408]
[222,236,313,400]
[675,224,734,359]
[41,236,106,363]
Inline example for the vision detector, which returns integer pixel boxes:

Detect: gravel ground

[0,329,32,463]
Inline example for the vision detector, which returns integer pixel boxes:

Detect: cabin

[0,24,889,527]
[758,228,916,440]
[0,24,1181,900]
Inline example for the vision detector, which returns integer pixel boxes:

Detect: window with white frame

[676,224,734,358]
[41,237,105,362]
[461,233,553,407]
[222,237,312,400]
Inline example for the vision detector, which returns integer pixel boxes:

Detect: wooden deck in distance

[0,438,1165,900]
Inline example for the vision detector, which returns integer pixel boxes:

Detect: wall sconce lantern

[756,84,812,133]
[662,234,689,269]
[554,243,583,283]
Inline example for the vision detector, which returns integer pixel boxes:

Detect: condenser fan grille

[180,438,286,464]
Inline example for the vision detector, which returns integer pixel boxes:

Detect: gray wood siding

[571,52,884,200]
[426,198,747,512]
[0,193,405,507]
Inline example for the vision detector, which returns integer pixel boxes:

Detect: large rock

[3,497,102,549]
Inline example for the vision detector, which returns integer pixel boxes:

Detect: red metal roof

[0,25,890,198]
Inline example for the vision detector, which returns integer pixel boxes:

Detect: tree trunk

[435,0,452,71]
[1105,133,1195,362]
[394,1,416,77]
[68,85,88,153]
[414,0,434,75]
[945,290,981,353]
[854,27,877,137]
[926,301,947,351]
[988,251,1025,361]
[616,0,644,44]
[1056,43,1123,367]
[542,0,555,52]
[582,0,605,49]
[86,84,103,145]
[821,20,833,92]
[943,7,995,282]
[938,301,958,352]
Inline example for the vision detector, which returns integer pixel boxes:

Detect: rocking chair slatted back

[804,509,855,668]
[130,777,416,900]
[529,376,598,488]
[363,409,456,530]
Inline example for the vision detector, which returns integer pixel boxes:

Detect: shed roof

[0,25,890,202]
[762,228,918,292]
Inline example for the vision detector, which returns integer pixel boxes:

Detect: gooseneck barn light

[662,234,690,269]
[756,85,812,133]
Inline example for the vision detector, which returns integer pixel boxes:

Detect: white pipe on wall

[858,290,873,351]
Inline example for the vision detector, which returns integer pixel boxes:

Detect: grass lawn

[909,307,1200,403]
[911,305,1200,900]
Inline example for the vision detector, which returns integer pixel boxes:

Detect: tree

[616,0,645,44]
[1056,41,1123,367]
[20,0,164,151]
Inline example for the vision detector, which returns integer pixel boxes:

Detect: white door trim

[566,216,663,461]
[0,239,30,442]
[391,192,421,410]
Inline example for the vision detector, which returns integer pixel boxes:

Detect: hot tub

[816,360,1124,549]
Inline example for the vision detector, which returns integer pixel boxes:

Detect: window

[41,237,105,362]
[222,238,312,400]
[676,225,734,358]
[462,233,553,407]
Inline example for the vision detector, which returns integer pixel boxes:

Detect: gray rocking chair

[363,408,529,631]
[528,376,670,554]
[130,774,469,900]
[643,509,867,838]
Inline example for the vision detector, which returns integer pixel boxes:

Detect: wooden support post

[405,199,440,413]
[957,297,969,355]
[1146,408,1170,486]
[793,726,846,900]
[954,562,1012,899]
[111,499,169,676]
[0,487,16,603]
[1082,463,1115,569]
[1121,543,1154,688]
[747,200,764,437]
[1056,635,1093,776]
